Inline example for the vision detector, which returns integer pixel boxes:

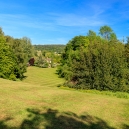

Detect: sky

[0,0,129,44]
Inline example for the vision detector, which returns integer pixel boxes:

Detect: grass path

[0,67,129,129]
[22,67,64,87]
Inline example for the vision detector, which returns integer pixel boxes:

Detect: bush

[58,35,129,92]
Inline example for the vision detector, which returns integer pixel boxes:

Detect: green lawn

[0,66,129,129]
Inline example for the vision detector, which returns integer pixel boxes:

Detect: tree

[125,37,129,67]
[57,36,90,80]
[21,37,34,61]
[0,27,34,80]
[0,27,4,36]
[99,25,113,40]
[58,35,129,92]
[126,37,129,44]
[87,30,96,37]
[0,36,17,80]
[110,33,117,41]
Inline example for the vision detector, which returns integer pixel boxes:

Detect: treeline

[0,27,34,80]
[57,26,129,92]
[33,45,65,68]
[34,49,62,68]
[34,44,65,53]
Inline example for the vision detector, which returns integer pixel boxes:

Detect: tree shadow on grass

[122,124,129,129]
[20,75,27,81]
[0,119,9,129]
[20,108,115,129]
[0,117,17,129]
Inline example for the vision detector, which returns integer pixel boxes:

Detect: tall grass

[60,86,129,99]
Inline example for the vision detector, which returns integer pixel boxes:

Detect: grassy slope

[0,67,129,129]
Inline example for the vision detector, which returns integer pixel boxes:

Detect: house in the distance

[28,58,35,66]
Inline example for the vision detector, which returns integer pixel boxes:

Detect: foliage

[33,44,65,68]
[21,37,34,61]
[0,36,17,80]
[34,49,62,68]
[34,44,65,53]
[0,27,34,80]
[125,37,129,68]
[57,36,89,80]
[58,28,129,92]
[0,27,4,36]
[87,30,96,37]
[34,54,49,68]
[110,33,117,41]
[99,25,113,40]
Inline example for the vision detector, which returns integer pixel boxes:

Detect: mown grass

[0,66,129,129]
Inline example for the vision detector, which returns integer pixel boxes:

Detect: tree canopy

[57,27,129,92]
[0,27,34,80]
[99,25,113,40]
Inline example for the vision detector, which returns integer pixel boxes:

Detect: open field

[0,67,129,129]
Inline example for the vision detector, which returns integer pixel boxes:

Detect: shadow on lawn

[0,117,17,129]
[1,108,129,129]
[122,124,129,129]
[0,118,10,129]
[20,108,115,129]
[20,75,27,81]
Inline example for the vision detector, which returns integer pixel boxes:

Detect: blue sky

[0,0,129,44]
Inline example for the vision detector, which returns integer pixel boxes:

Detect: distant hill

[33,44,66,53]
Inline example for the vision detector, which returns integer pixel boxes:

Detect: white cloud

[0,13,58,31]
[49,13,106,27]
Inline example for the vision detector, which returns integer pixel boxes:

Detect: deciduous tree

[99,25,113,40]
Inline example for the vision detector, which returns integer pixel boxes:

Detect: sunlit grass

[0,66,129,129]
[60,86,129,99]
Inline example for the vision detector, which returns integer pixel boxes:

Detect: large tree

[99,25,113,40]
[0,36,18,80]
[0,27,34,80]
[58,35,129,92]
[57,36,90,80]
[21,37,34,61]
